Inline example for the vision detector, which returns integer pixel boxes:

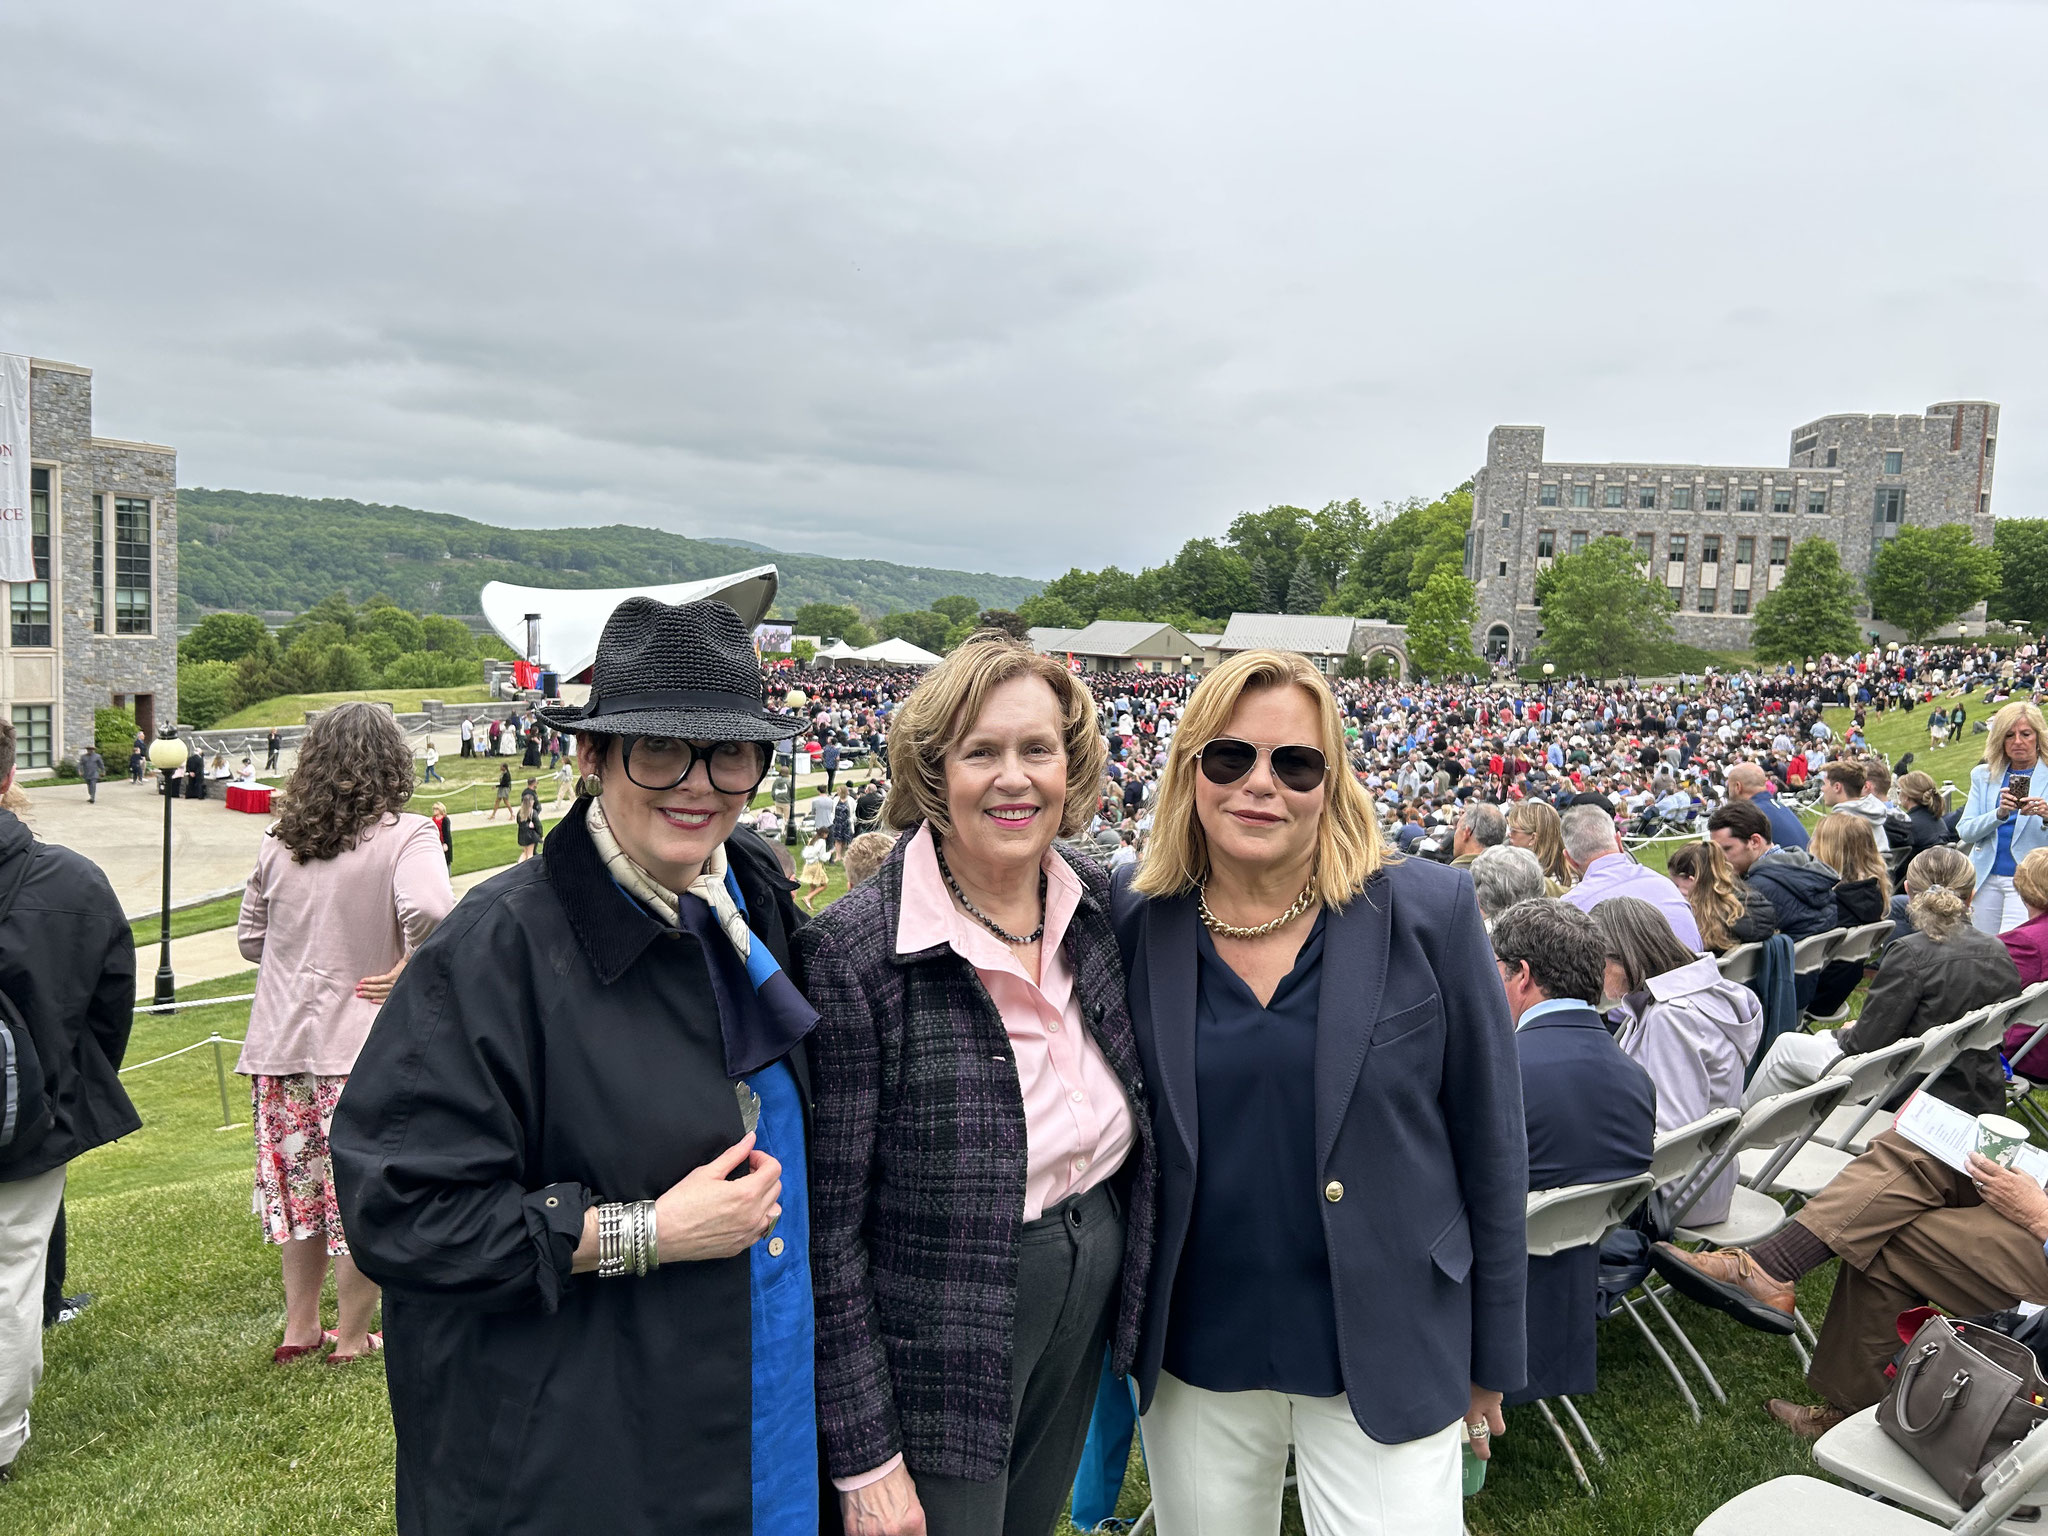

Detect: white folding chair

[1809,1403,2048,1535]
[1791,927,1848,979]
[1623,1109,1745,1418]
[1803,921,1898,1025]
[1695,1478,1940,1533]
[2002,982,2048,1136]
[1523,1175,1657,1495]
[1716,941,1764,985]
[1816,1014,1980,1154]
[1738,1038,1925,1202]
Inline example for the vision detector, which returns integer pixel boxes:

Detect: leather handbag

[1879,1312,2048,1507]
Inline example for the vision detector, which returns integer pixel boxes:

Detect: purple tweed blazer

[797,829,1157,1483]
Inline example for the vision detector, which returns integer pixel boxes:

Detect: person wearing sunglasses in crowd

[1111,649,1526,1535]
[331,599,823,1536]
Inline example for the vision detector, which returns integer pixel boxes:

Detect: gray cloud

[6,0,2046,577]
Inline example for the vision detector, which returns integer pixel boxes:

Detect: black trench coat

[331,800,814,1535]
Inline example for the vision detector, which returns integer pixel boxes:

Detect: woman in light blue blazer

[1955,701,2048,935]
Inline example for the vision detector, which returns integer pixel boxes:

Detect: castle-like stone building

[1465,401,1999,660]
[2,358,178,767]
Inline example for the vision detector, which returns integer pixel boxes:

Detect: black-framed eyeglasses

[620,736,773,795]
[1194,737,1330,793]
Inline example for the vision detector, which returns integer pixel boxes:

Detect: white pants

[1743,1029,1842,1108]
[1140,1371,1462,1536]
[0,1166,66,1468]
[1976,875,2029,937]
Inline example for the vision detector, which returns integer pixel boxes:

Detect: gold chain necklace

[1197,877,1317,939]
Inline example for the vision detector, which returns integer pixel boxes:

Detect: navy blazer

[1514,1003,1656,1404]
[1112,856,1529,1444]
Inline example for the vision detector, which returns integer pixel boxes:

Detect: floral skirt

[251,1073,350,1255]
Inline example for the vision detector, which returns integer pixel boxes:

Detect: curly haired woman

[235,702,456,1364]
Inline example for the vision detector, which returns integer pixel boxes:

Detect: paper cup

[1976,1114,2033,1167]
[1461,1439,1488,1497]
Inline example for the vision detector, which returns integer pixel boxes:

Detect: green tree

[1226,505,1315,610]
[1163,539,1262,621]
[1030,569,1104,625]
[878,610,952,652]
[1866,524,2001,642]
[95,706,138,762]
[978,609,1031,641]
[792,603,874,648]
[1992,519,2048,631]
[179,612,269,664]
[1406,568,1484,679]
[382,651,481,689]
[1749,537,1864,662]
[419,613,477,653]
[930,595,980,627]
[1283,556,1324,614]
[789,638,816,664]
[1407,486,1474,589]
[1533,537,1676,677]
[177,660,239,729]
[1015,592,1084,630]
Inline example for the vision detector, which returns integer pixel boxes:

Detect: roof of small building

[1027,626,1082,653]
[1186,633,1222,648]
[1216,613,1361,655]
[1058,620,1199,658]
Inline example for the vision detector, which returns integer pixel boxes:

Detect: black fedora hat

[535,597,805,743]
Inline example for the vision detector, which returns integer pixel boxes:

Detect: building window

[1736,535,1754,565]
[1669,534,1688,563]
[1538,482,1559,506]
[92,494,105,633]
[1982,492,1991,515]
[1701,534,1721,565]
[1570,484,1591,508]
[1634,533,1654,563]
[1772,489,1792,515]
[114,496,153,634]
[1637,485,1656,509]
[1793,434,1819,456]
[1825,447,1838,467]
[1883,450,1903,475]
[1496,560,1507,577]
[12,469,51,647]
[1986,437,1996,460]
[1603,484,1624,508]
[1569,531,1589,555]
[1704,486,1725,512]
[10,705,50,770]
[1739,488,1759,513]
[1537,529,1555,558]
[1732,588,1750,614]
[1874,487,1905,526]
[1698,588,1716,613]
[1769,536,1788,566]
[1499,513,1511,529]
[1806,489,1828,515]
[1671,485,1692,510]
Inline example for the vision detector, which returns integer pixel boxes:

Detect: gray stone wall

[1468,401,1999,658]
[8,361,179,762]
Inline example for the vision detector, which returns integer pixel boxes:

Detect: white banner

[0,354,31,582]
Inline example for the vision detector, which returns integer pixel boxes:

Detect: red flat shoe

[325,1332,384,1364]
[273,1330,338,1364]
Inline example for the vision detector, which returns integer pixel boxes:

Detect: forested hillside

[175,489,1042,620]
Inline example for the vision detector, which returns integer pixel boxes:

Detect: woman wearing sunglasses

[332,599,824,1536]
[1112,649,1527,1535]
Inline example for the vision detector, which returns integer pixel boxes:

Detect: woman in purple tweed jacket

[798,636,1157,1536]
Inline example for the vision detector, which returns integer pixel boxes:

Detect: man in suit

[1491,899,1657,1405]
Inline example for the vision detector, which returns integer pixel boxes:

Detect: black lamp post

[147,730,187,1006]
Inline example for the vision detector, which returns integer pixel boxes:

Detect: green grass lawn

[1822,686,1995,792]
[209,684,495,732]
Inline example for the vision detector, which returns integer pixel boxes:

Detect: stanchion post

[210,1033,235,1130]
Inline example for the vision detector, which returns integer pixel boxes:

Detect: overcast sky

[8,1,2045,578]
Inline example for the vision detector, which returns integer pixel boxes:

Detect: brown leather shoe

[1651,1242,1799,1334]
[1768,1398,1848,1440]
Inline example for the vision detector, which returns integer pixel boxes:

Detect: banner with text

[0,353,30,582]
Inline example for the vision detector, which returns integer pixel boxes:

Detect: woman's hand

[655,1133,783,1263]
[1465,1384,1507,1462]
[839,1463,927,1536]
[355,959,406,1003]
[2021,797,2048,820]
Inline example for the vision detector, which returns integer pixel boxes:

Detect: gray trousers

[0,1166,67,1468]
[916,1179,1127,1536]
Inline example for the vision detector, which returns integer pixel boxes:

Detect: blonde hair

[2015,846,2048,915]
[1133,649,1385,908]
[1904,845,1975,942]
[880,633,1106,839]
[1506,799,1572,886]
[1984,702,2048,778]
[1811,811,1891,907]
[1896,770,1946,818]
[1666,840,1744,955]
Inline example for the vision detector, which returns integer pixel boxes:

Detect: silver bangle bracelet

[596,1200,659,1278]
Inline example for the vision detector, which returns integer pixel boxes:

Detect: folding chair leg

[1638,1285,1728,1406]
[1620,1294,1702,1424]
[1558,1396,1605,1464]
[1535,1399,1596,1496]
[1789,1331,1811,1371]
[1132,1506,1154,1536]
[1794,1305,1818,1349]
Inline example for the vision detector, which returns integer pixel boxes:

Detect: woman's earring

[579,773,605,798]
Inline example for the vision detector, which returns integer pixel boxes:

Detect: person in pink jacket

[236,702,456,1365]
[1999,848,2048,1077]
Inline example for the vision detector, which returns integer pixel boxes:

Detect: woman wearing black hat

[331,598,822,1536]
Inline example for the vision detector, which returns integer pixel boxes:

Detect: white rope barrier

[134,992,256,1015]
[119,1028,249,1130]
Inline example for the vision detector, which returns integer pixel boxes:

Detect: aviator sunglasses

[1194,737,1330,793]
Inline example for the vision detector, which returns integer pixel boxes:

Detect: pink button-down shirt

[897,825,1136,1222]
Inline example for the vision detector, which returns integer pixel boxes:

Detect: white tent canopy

[479,565,779,679]
[853,637,943,667]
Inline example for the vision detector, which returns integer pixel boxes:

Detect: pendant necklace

[934,837,1047,946]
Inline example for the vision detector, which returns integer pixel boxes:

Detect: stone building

[1465,401,1999,660]
[3,358,177,767]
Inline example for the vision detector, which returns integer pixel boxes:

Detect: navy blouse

[1162,911,1343,1396]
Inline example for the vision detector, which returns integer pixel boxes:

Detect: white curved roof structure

[479,565,779,679]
